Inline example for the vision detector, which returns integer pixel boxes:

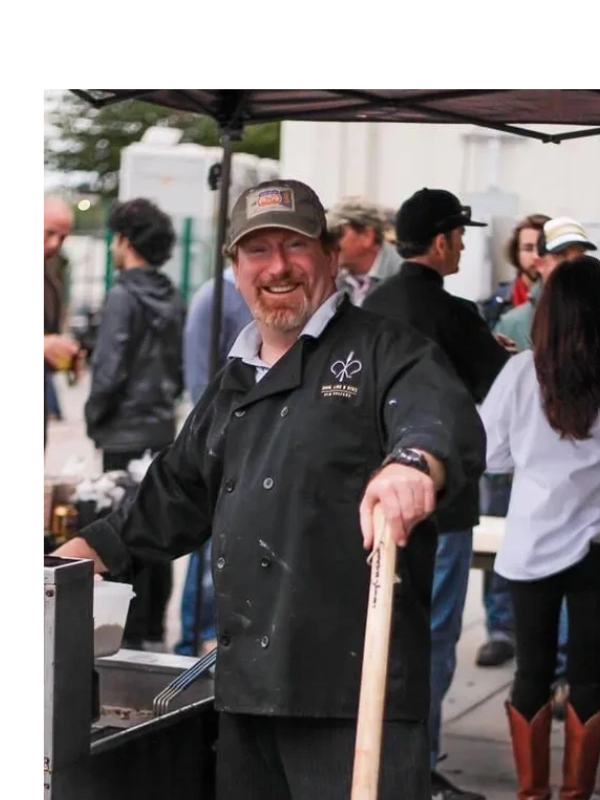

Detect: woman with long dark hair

[480,255,600,800]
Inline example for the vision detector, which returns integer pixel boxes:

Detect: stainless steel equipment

[44,556,94,799]
[44,556,218,800]
[90,650,217,800]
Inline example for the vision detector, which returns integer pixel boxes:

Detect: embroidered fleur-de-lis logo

[331,351,362,383]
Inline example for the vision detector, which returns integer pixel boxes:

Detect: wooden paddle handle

[350,504,398,800]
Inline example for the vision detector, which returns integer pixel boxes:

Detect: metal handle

[152,647,217,718]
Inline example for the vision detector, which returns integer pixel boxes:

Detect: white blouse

[479,350,600,581]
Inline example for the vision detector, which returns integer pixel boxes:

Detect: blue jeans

[174,540,216,656]
[429,530,473,769]
[483,571,514,642]
[480,475,514,641]
[44,371,62,418]
[556,601,568,680]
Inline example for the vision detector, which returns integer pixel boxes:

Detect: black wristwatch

[381,447,431,476]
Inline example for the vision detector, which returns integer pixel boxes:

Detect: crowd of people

[44,180,600,800]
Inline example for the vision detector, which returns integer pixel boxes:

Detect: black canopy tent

[72,89,600,376]
[72,89,600,141]
[71,89,600,653]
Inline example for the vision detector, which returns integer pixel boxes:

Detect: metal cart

[44,556,218,800]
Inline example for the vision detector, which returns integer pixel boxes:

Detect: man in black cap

[54,180,485,800]
[364,188,512,800]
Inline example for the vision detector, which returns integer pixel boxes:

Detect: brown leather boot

[505,701,552,800]
[559,703,600,800]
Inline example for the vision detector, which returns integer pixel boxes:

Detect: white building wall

[280,121,600,300]
[281,121,600,219]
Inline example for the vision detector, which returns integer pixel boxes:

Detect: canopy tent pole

[208,132,235,380]
[192,129,237,656]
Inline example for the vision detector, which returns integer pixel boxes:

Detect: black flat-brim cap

[396,188,487,243]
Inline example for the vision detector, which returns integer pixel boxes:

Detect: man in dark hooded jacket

[85,197,185,649]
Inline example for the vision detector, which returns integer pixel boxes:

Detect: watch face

[393,448,430,475]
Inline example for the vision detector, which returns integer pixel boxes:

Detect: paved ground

[45,372,599,800]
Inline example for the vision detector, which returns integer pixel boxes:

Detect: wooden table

[472,516,505,571]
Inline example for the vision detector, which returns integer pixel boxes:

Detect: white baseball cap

[540,217,597,255]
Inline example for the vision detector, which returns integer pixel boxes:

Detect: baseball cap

[537,216,597,256]
[228,179,326,248]
[326,197,387,236]
[396,188,487,244]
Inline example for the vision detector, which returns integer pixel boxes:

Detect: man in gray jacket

[327,197,402,305]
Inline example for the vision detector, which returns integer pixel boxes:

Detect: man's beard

[252,293,310,332]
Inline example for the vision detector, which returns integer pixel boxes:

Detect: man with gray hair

[327,196,402,305]
[44,195,80,448]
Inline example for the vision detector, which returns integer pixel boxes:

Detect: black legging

[508,543,600,722]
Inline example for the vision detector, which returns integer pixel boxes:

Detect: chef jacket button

[280,406,289,418]
[216,556,226,570]
[263,477,274,490]
[260,557,270,568]
[260,635,270,649]
[220,633,231,646]
[234,409,246,418]
[224,479,235,492]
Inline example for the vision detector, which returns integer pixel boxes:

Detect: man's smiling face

[232,228,338,333]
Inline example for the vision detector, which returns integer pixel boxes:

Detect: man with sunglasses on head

[364,188,514,800]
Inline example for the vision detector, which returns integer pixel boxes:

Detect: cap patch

[247,188,295,218]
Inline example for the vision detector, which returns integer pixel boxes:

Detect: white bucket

[93,581,135,657]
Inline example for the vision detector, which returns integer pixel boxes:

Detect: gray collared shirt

[337,240,402,306]
[228,291,346,382]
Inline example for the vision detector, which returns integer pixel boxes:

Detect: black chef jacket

[82,298,485,721]
[364,262,509,532]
